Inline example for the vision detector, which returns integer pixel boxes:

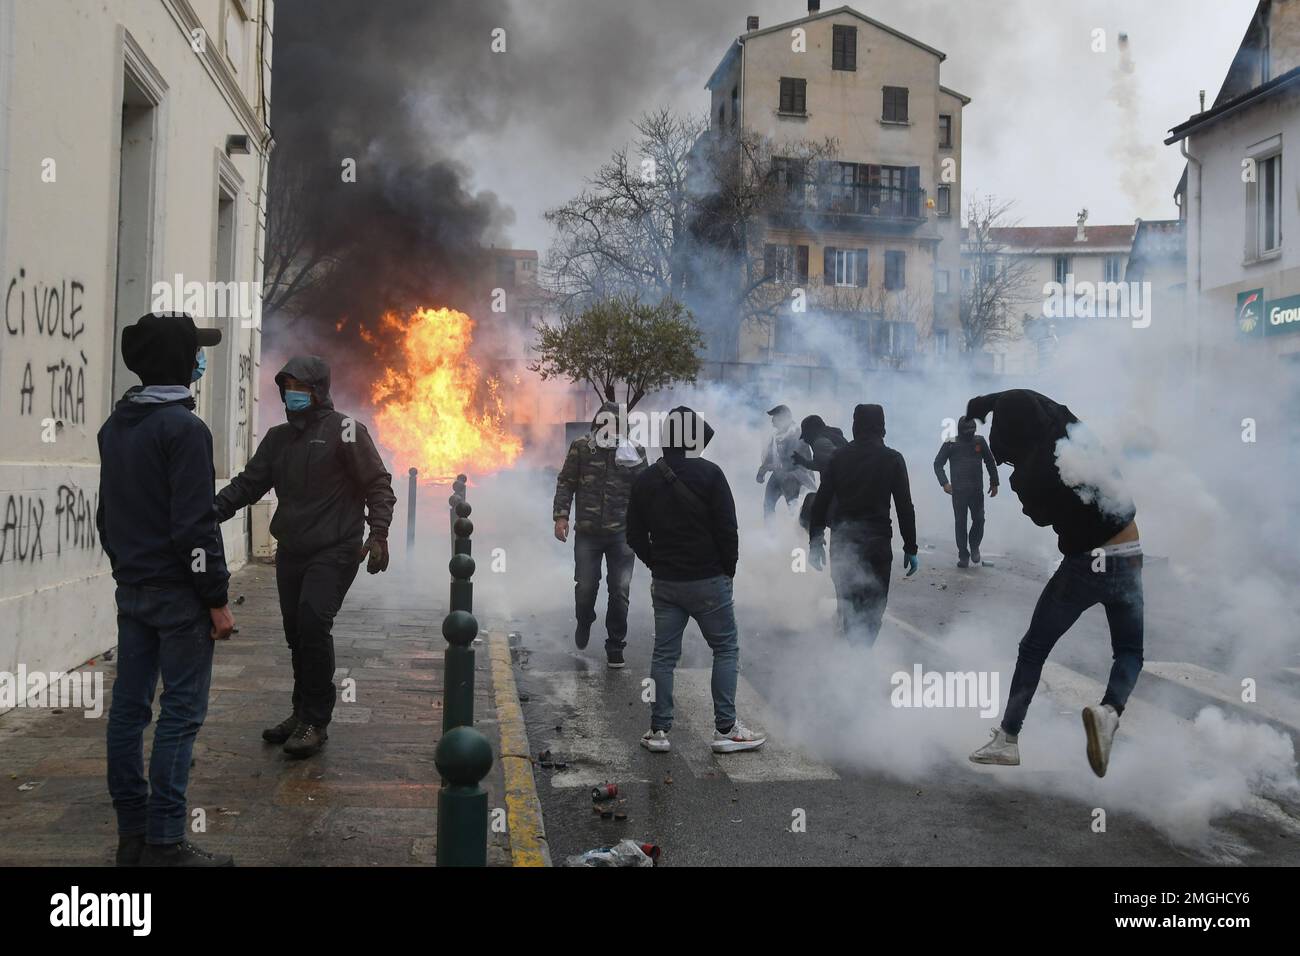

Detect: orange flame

[370,307,523,480]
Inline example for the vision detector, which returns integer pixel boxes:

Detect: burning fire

[370,307,522,480]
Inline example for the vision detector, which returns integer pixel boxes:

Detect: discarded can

[565,839,659,867]
[591,783,618,802]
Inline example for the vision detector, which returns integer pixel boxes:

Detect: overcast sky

[387,0,1256,253]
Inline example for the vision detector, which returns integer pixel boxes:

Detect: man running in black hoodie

[808,404,918,646]
[99,311,234,867]
[215,356,396,758]
[933,416,999,567]
[964,389,1141,778]
[626,407,765,755]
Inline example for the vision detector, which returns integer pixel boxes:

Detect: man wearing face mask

[214,356,396,758]
[553,401,647,668]
[98,312,234,866]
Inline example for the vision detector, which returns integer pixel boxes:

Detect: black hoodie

[626,407,738,580]
[96,326,229,607]
[965,389,1135,554]
[809,404,917,554]
[214,356,397,555]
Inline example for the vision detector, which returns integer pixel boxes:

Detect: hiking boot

[1082,704,1120,778]
[957,556,970,568]
[139,840,234,867]
[970,547,981,564]
[711,719,766,754]
[262,713,300,744]
[575,621,591,650]
[606,647,625,669]
[115,834,145,867]
[284,722,328,758]
[640,729,671,753]
[969,727,1019,766]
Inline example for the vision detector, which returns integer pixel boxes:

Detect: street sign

[1236,288,1300,338]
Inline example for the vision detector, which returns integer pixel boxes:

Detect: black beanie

[852,403,885,439]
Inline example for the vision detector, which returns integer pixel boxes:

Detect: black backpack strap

[656,457,709,520]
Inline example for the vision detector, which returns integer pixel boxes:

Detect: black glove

[361,535,389,574]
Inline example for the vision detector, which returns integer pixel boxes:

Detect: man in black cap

[808,404,918,646]
[215,356,396,758]
[964,390,1141,778]
[99,311,235,867]
[756,404,813,522]
[933,416,999,567]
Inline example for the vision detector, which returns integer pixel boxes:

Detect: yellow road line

[488,632,551,867]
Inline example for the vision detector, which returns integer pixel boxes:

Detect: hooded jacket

[933,416,999,495]
[96,321,229,607]
[809,404,917,554]
[965,389,1135,554]
[626,407,738,580]
[214,356,396,555]
[552,402,647,535]
[799,415,848,475]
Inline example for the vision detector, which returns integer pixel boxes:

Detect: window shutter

[898,87,909,122]
[794,79,806,114]
[824,246,837,286]
[845,28,857,70]
[856,250,869,288]
[764,244,777,280]
[797,245,810,283]
[780,79,791,114]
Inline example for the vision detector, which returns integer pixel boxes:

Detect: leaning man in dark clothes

[933,415,999,567]
[99,311,235,867]
[808,404,918,646]
[965,389,1141,778]
[626,407,765,755]
[214,356,396,758]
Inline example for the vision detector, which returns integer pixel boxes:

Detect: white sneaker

[969,727,1020,766]
[640,729,670,753]
[1082,704,1120,778]
[711,719,766,754]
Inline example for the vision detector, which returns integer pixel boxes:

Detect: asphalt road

[507,528,1300,867]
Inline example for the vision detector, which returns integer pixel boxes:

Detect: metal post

[406,467,418,556]
[448,473,467,549]
[435,496,492,867]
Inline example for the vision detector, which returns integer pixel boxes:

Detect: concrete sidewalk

[0,559,545,866]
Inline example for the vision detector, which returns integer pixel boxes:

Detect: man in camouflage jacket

[553,402,648,667]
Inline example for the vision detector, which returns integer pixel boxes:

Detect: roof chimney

[747,15,759,31]
[808,0,821,13]
[1075,208,1089,242]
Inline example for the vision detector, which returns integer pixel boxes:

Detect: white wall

[0,0,273,684]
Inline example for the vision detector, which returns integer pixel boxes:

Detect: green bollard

[435,725,493,867]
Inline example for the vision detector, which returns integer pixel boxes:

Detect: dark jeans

[649,575,738,732]
[276,544,360,727]
[763,473,800,518]
[106,585,214,844]
[952,489,985,559]
[832,528,893,647]
[1001,552,1144,736]
[574,531,635,650]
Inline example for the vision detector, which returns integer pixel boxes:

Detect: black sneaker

[262,713,300,744]
[115,834,145,867]
[139,840,235,867]
[575,621,591,650]
[284,722,328,758]
[957,556,970,568]
[606,648,625,669]
[971,547,981,564]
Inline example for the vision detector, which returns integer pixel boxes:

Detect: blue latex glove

[808,537,825,571]
[903,552,919,577]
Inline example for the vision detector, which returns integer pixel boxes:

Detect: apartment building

[0,0,275,684]
[704,2,967,378]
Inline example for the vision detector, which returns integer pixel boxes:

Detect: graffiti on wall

[4,267,89,426]
[0,483,99,566]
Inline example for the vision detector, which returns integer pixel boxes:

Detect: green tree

[528,296,703,410]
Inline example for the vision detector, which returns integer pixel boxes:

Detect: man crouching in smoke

[965,389,1142,778]
[215,356,396,758]
[807,404,919,646]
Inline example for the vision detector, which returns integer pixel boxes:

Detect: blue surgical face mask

[192,349,206,383]
[285,389,312,412]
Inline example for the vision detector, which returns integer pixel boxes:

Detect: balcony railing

[778,182,928,224]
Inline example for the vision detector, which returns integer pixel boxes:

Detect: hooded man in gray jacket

[215,356,396,757]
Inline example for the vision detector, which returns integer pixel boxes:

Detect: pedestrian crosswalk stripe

[1142,661,1300,735]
